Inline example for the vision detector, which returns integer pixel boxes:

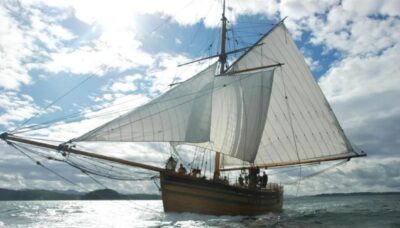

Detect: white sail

[188,69,275,162]
[76,63,217,142]
[225,23,354,166]
[76,22,354,167]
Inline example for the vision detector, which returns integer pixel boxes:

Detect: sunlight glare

[87,1,137,32]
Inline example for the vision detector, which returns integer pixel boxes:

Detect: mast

[218,0,228,74]
[213,0,227,180]
[0,133,164,173]
[213,152,220,180]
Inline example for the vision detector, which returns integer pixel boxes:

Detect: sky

[0,0,399,196]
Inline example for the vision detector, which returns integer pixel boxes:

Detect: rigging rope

[281,159,348,186]
[9,142,91,192]
[281,65,302,196]
[12,142,162,213]
[14,75,95,132]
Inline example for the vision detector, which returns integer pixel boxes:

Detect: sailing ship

[1,1,366,215]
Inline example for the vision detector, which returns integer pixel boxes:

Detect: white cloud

[108,74,142,93]
[43,31,154,75]
[0,1,76,90]
[146,53,216,95]
[304,56,320,72]
[0,5,33,90]
[319,44,400,103]
[0,92,40,128]
[309,14,400,57]
[279,0,337,20]
[342,0,400,17]
[0,91,64,130]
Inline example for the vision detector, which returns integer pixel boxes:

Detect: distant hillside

[0,188,161,201]
[80,189,161,200]
[81,189,122,200]
[0,188,79,201]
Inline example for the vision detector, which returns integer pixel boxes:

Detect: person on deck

[238,174,244,186]
[223,176,229,185]
[165,156,177,172]
[191,167,201,177]
[178,164,187,175]
[248,167,259,189]
[261,171,268,188]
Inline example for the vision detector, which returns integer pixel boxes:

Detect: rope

[7,141,163,214]
[13,75,95,132]
[9,142,91,191]
[282,159,348,185]
[281,66,302,195]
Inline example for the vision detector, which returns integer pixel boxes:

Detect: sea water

[0,194,399,227]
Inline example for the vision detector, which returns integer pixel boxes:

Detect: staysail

[75,21,356,168]
[76,63,217,143]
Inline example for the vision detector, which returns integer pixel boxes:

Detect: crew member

[248,167,259,189]
[223,176,229,185]
[191,167,201,177]
[178,164,187,175]
[261,171,268,188]
[238,174,244,186]
[165,156,177,172]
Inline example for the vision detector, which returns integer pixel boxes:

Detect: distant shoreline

[0,188,161,201]
[312,192,400,197]
[1,188,399,201]
[283,191,400,198]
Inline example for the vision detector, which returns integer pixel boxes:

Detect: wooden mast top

[1,133,164,173]
[218,0,228,74]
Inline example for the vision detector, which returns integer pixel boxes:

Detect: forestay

[225,23,354,166]
[76,63,217,143]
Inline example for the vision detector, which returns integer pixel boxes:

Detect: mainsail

[225,23,355,167]
[74,22,357,168]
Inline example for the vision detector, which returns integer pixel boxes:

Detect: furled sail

[76,63,217,142]
[223,23,354,166]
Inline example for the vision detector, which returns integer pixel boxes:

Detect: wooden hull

[160,172,283,215]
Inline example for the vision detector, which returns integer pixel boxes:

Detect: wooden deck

[160,171,283,215]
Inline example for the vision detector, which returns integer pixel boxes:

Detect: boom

[0,133,164,173]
